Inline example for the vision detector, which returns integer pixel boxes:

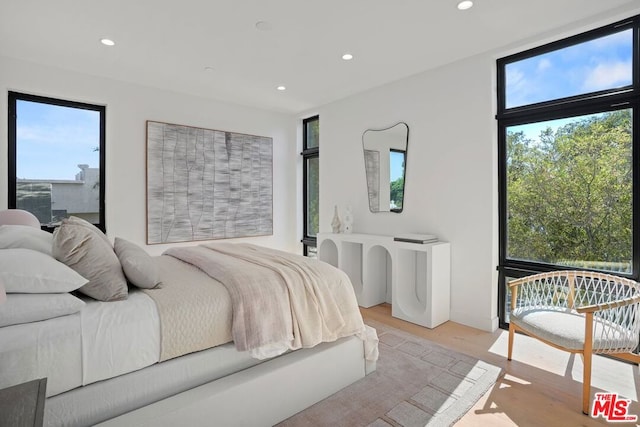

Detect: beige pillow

[114,237,161,289]
[66,216,112,247]
[52,219,128,301]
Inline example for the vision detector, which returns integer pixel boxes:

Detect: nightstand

[0,378,47,427]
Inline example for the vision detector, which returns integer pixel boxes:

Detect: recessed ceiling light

[204,66,214,72]
[100,38,115,46]
[457,1,473,10]
[342,53,354,61]
[277,85,286,91]
[255,21,272,31]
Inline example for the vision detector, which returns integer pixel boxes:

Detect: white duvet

[0,290,160,397]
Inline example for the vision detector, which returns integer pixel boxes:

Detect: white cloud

[537,58,551,72]
[505,67,538,108]
[583,60,632,92]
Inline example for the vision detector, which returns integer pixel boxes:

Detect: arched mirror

[362,122,408,213]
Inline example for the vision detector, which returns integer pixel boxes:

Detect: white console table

[317,233,450,328]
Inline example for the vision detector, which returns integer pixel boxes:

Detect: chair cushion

[511,307,638,352]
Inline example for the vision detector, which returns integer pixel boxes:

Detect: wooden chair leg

[582,350,592,415]
[508,323,514,361]
[583,312,594,415]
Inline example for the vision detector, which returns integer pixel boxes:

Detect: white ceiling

[1,1,638,114]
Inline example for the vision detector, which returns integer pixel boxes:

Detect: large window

[8,92,106,231]
[497,16,639,327]
[302,116,319,257]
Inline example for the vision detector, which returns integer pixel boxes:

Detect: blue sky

[509,115,595,143]
[506,29,632,109]
[17,100,100,180]
[390,150,405,181]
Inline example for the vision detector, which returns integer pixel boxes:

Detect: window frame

[7,91,106,232]
[302,115,319,256]
[496,15,640,329]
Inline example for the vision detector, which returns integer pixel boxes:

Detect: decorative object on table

[393,233,438,244]
[331,205,342,233]
[362,122,409,213]
[342,205,354,234]
[146,121,273,244]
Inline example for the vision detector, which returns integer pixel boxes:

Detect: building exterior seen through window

[8,92,106,231]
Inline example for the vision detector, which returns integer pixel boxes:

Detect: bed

[0,214,378,426]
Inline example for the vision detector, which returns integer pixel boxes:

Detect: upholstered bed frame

[0,211,377,426]
[94,336,374,426]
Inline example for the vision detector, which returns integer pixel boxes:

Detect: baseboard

[450,310,499,332]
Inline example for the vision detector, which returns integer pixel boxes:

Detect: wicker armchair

[507,271,640,414]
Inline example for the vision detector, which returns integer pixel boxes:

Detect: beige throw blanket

[164,243,367,359]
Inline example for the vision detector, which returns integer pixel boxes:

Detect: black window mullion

[497,14,640,327]
[7,91,106,232]
[302,116,319,256]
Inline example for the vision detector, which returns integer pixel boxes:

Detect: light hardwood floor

[360,304,640,426]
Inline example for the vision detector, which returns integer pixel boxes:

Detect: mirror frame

[362,121,409,213]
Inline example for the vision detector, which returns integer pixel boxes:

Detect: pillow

[0,248,88,293]
[0,225,53,255]
[65,216,112,247]
[52,219,128,301]
[114,237,161,289]
[0,293,85,328]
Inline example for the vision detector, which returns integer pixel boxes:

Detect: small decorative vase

[331,205,342,234]
[342,206,353,234]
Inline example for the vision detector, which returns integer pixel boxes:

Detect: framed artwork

[146,120,273,244]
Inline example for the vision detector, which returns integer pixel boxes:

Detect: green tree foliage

[390,176,404,210]
[507,110,632,271]
[308,157,319,236]
[306,118,320,236]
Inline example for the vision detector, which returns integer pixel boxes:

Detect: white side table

[318,233,451,328]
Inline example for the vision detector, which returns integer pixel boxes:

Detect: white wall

[310,53,499,331]
[309,7,640,333]
[0,55,299,255]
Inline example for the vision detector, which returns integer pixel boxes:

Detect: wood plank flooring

[360,304,640,426]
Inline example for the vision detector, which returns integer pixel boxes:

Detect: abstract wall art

[146,120,273,244]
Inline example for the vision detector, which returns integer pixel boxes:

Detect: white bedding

[80,290,160,385]
[0,289,160,397]
[0,313,82,397]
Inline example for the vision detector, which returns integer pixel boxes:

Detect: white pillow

[0,225,53,255]
[114,237,162,289]
[0,293,85,327]
[0,248,88,293]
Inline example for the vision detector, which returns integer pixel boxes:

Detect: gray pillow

[0,293,85,327]
[114,237,161,289]
[0,225,53,255]
[52,219,128,301]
